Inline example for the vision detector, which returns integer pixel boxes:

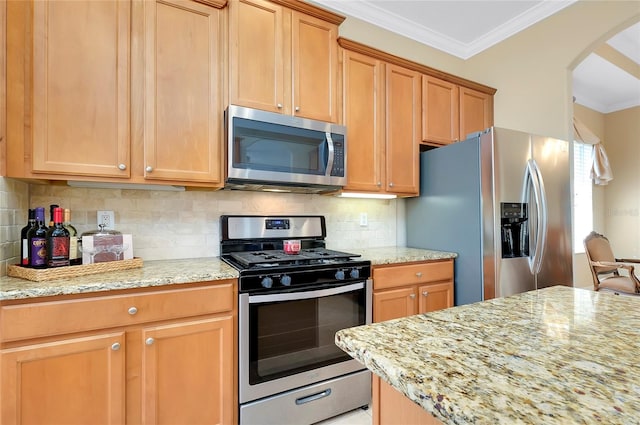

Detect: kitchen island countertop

[0,258,239,301]
[336,286,640,424]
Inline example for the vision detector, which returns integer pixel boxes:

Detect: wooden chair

[583,231,640,295]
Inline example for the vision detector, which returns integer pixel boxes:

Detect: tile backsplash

[1,177,405,275]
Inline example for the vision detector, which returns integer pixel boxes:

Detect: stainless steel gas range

[220,215,372,425]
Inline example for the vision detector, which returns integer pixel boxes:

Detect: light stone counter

[345,246,457,265]
[336,286,640,425]
[0,258,238,301]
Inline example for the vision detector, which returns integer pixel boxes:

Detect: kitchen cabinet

[371,259,453,425]
[341,47,421,196]
[139,0,225,184]
[228,0,343,122]
[6,0,226,187]
[1,0,6,177]
[0,281,236,425]
[422,75,494,147]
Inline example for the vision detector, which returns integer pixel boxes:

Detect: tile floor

[314,406,372,425]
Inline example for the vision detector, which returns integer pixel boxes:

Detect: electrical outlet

[97,210,115,230]
[359,212,368,227]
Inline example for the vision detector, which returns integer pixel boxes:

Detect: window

[573,141,593,253]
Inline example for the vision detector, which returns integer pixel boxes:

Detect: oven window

[232,117,327,175]
[248,289,365,385]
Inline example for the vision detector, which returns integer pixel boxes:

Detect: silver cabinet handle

[145,166,153,173]
[377,182,382,187]
[416,272,423,278]
[118,163,127,170]
[145,337,155,346]
[389,182,394,187]
[128,306,138,315]
[277,103,283,109]
[111,342,121,351]
[409,293,416,299]
[422,291,429,297]
[295,106,300,112]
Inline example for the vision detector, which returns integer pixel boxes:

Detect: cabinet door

[142,0,223,184]
[419,282,454,314]
[342,50,385,192]
[140,315,234,425]
[291,11,338,122]
[229,0,285,114]
[385,64,421,196]
[1,332,125,425]
[459,86,493,139]
[31,0,130,178]
[422,75,459,146]
[373,287,417,322]
[375,378,443,425]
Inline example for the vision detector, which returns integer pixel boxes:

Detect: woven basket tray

[7,258,144,282]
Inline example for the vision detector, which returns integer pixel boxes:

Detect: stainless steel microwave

[225,105,347,194]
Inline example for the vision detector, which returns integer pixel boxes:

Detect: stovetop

[228,248,361,269]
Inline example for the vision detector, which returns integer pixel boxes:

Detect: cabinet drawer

[373,260,453,290]
[1,282,235,342]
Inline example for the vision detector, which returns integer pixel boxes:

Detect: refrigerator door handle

[523,159,548,274]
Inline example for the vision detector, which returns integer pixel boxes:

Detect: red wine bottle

[20,209,36,266]
[46,207,70,267]
[27,207,48,268]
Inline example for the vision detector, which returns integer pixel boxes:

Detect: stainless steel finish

[145,337,154,345]
[239,370,371,425]
[238,279,372,404]
[295,388,331,405]
[249,282,364,304]
[325,133,335,177]
[225,104,347,191]
[127,306,138,315]
[523,159,548,274]
[111,342,121,351]
[145,166,153,173]
[226,216,324,240]
[118,163,126,170]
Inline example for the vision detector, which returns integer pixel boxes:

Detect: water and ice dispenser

[501,203,529,258]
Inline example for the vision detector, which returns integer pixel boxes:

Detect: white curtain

[573,116,613,185]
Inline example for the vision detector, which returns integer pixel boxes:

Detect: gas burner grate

[229,248,360,268]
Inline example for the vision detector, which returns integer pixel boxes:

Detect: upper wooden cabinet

[341,47,420,197]
[6,0,226,187]
[422,75,494,147]
[228,0,343,122]
[140,0,224,184]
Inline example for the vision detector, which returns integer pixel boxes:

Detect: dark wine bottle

[46,207,70,267]
[27,207,48,268]
[20,209,36,266]
[63,208,81,266]
[49,204,59,227]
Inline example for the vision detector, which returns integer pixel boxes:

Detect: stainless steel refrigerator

[406,127,573,306]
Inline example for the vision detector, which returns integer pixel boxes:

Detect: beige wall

[0,178,29,276]
[604,106,640,259]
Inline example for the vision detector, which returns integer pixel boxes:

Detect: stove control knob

[350,268,360,279]
[335,270,345,280]
[280,275,292,286]
[261,277,273,289]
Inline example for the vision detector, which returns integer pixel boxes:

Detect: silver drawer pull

[416,272,423,278]
[409,293,416,299]
[422,291,429,297]
[128,306,138,315]
[111,342,121,351]
[145,337,155,346]
[295,389,331,405]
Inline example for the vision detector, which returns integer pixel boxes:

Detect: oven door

[239,280,372,404]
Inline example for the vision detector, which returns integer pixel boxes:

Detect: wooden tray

[7,258,144,282]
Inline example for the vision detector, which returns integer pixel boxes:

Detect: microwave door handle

[325,132,335,177]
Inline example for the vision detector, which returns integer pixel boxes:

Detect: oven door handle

[248,282,365,304]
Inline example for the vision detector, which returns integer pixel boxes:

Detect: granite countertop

[0,258,239,301]
[336,286,640,425]
[346,246,457,265]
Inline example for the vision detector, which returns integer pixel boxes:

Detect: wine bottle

[49,204,59,227]
[20,209,36,266]
[63,208,81,266]
[46,207,70,267]
[27,207,48,268]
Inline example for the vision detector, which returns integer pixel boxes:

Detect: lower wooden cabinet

[371,259,453,425]
[0,281,236,425]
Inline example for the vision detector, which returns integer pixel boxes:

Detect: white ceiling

[312,0,640,114]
